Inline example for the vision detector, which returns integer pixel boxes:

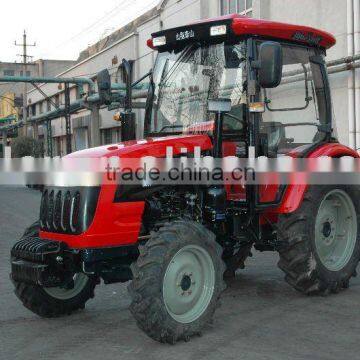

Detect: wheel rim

[43,273,89,300]
[315,189,357,272]
[163,244,215,324]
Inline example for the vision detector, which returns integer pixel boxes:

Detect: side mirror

[120,59,136,141]
[121,59,133,111]
[258,42,283,88]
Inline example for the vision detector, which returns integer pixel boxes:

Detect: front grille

[40,187,100,235]
[53,191,62,230]
[47,191,54,229]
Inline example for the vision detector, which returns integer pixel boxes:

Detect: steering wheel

[260,122,286,152]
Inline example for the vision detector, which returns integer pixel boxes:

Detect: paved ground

[0,186,360,360]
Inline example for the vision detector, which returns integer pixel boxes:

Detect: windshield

[148,41,247,135]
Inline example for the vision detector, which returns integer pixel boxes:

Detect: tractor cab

[140,14,335,159]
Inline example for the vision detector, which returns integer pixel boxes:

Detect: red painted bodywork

[230,15,336,49]
[40,135,212,249]
[148,14,336,50]
[271,143,360,214]
[68,134,212,159]
[40,138,359,249]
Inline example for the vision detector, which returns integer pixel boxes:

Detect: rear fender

[275,143,359,214]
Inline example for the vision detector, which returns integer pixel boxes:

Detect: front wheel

[14,273,97,317]
[277,186,360,295]
[128,220,226,344]
[13,221,97,317]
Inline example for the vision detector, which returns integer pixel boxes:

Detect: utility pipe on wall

[347,0,355,148]
[354,0,360,148]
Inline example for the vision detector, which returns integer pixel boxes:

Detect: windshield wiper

[159,125,184,132]
[161,43,198,85]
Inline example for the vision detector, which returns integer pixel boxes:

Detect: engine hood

[67,134,213,159]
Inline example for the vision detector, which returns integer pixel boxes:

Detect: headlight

[210,25,227,36]
[153,36,167,47]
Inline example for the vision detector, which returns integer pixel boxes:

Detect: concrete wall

[36,60,77,77]
[254,0,350,145]
[0,62,38,96]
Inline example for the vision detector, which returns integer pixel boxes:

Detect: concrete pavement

[0,186,359,360]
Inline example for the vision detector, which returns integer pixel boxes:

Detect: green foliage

[11,136,44,158]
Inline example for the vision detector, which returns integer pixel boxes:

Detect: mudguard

[275,143,359,214]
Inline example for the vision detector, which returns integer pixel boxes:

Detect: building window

[55,94,60,107]
[31,104,36,116]
[20,71,31,77]
[47,100,51,112]
[4,70,15,76]
[220,0,253,16]
[75,85,82,99]
[102,128,113,145]
[115,128,121,142]
[39,102,43,114]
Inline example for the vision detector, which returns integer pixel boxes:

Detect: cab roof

[148,14,336,50]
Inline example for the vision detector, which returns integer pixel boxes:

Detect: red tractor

[11,15,360,344]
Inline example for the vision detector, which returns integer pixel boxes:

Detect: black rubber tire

[13,222,97,318]
[277,185,360,295]
[13,279,97,318]
[128,220,226,344]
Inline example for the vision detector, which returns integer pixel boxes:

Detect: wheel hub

[43,273,89,300]
[180,274,192,292]
[322,221,332,238]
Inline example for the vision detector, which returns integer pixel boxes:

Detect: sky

[0,0,160,63]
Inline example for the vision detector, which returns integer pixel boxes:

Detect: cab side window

[260,43,327,153]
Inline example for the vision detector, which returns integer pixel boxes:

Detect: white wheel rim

[162,244,215,324]
[43,273,89,300]
[315,189,357,272]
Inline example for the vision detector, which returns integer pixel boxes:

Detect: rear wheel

[277,186,360,295]
[128,220,226,344]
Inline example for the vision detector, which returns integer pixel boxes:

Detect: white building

[27,0,359,155]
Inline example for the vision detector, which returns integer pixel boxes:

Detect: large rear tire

[13,221,97,317]
[277,185,360,295]
[128,220,226,344]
